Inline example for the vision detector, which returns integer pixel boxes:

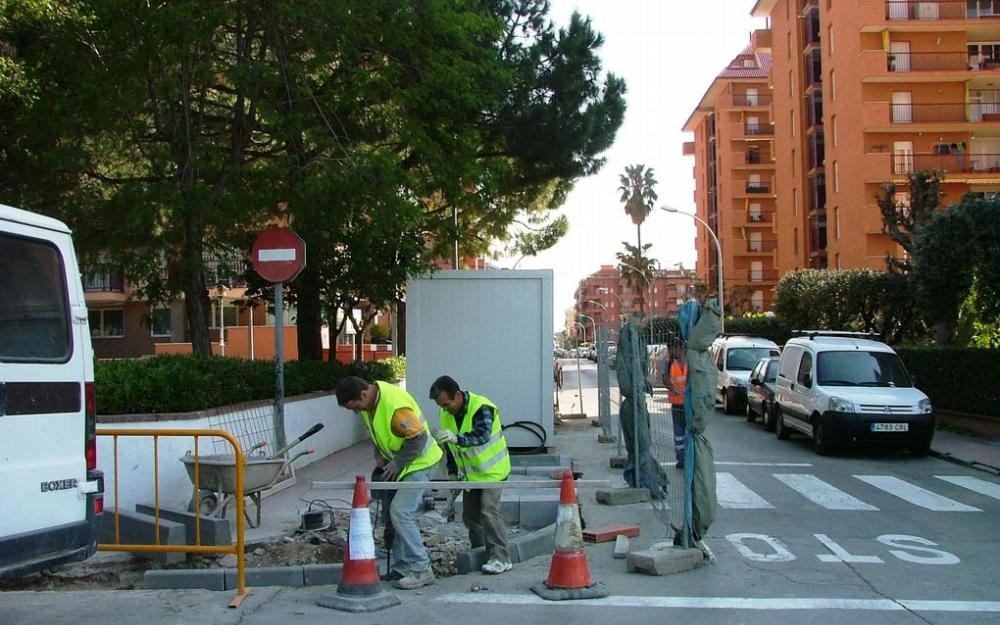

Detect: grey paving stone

[626,545,703,576]
[517,493,559,529]
[224,566,304,589]
[143,568,225,591]
[135,503,231,546]
[510,523,554,563]
[595,488,650,505]
[302,563,343,587]
[100,511,185,564]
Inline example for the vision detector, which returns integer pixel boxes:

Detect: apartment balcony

[741,239,778,255]
[739,122,776,137]
[204,251,248,288]
[861,49,1000,81]
[731,92,774,107]
[886,1,985,21]
[747,269,780,283]
[742,210,776,225]
[82,268,127,304]
[891,102,1000,123]
[732,149,775,167]
[891,152,1000,174]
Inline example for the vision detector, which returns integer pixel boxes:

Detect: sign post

[251,227,306,452]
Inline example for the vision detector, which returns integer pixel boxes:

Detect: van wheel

[763,403,776,432]
[813,420,833,455]
[746,401,757,422]
[724,388,740,415]
[775,407,791,440]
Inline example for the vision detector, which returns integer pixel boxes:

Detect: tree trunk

[933,320,953,346]
[182,212,212,355]
[294,264,323,361]
[636,223,645,315]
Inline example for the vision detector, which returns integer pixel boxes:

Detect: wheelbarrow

[181,423,324,528]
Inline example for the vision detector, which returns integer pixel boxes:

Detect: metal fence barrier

[96,428,249,607]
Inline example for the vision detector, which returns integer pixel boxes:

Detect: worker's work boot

[481,559,513,575]
[393,568,435,590]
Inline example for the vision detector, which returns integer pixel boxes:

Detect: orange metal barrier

[96,428,249,607]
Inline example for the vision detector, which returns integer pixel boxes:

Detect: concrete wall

[96,393,368,511]
[406,270,554,450]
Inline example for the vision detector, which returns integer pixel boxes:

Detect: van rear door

[0,213,99,577]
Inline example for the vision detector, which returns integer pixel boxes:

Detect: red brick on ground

[582,524,640,543]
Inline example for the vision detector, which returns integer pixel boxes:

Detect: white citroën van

[0,204,104,580]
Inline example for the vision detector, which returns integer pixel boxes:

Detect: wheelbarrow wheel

[188,490,221,516]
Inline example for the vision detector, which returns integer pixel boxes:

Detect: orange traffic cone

[317,475,401,613]
[531,471,609,600]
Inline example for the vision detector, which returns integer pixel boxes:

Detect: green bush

[895,347,1000,417]
[723,315,793,345]
[95,354,406,416]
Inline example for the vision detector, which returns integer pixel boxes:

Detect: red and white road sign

[251,227,306,283]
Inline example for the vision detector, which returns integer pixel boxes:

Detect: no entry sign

[251,227,306,283]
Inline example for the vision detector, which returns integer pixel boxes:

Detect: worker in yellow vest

[335,376,443,590]
[667,344,689,469]
[429,375,513,575]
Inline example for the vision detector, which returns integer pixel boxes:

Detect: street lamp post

[571,321,586,417]
[661,205,725,332]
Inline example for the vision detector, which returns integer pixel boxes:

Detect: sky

[494,1,766,330]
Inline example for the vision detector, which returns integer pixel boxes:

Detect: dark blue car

[746,357,780,431]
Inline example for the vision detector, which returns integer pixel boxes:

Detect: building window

[787,32,791,59]
[793,228,799,255]
[89,309,124,338]
[828,25,834,55]
[832,115,838,146]
[833,161,840,192]
[150,307,171,337]
[793,187,799,216]
[789,70,795,98]
[210,302,239,328]
[792,149,796,176]
[790,110,796,137]
[752,290,764,311]
[830,70,836,101]
[835,253,841,269]
[266,305,297,326]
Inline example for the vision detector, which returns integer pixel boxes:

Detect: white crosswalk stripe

[935,475,1000,500]
[717,472,773,509]
[854,475,982,512]
[773,474,878,510]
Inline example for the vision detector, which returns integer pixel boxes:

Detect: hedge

[95,354,406,416]
[895,347,1000,417]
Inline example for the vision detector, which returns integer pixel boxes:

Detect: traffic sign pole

[274,282,286,452]
[250,227,306,456]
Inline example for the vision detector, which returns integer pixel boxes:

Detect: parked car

[711,336,781,414]
[746,356,780,430]
[606,345,617,368]
[773,331,934,456]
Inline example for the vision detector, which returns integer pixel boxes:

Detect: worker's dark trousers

[463,487,510,563]
[671,403,686,462]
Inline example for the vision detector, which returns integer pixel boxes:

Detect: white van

[773,331,934,456]
[711,335,781,414]
[0,204,104,580]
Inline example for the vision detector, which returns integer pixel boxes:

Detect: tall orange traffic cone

[317,475,401,613]
[531,471,609,600]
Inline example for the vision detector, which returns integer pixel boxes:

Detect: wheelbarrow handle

[268,423,325,459]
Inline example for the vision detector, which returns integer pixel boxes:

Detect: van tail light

[94,494,104,515]
[85,381,97,470]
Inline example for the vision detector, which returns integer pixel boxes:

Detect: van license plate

[872,423,909,432]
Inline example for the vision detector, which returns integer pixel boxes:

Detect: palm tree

[616,241,655,315]
[618,164,658,314]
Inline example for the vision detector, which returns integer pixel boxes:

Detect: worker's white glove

[434,429,458,445]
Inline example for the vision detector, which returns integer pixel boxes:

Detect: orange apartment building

[682,41,780,311]
[750,0,1000,273]
[570,264,697,339]
[684,1,1000,307]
